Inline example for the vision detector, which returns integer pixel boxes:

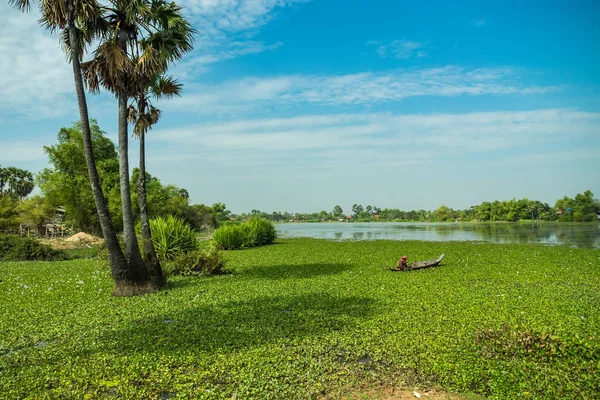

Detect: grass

[0,239,598,399]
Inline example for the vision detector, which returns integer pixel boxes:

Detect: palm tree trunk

[66,1,131,287]
[138,129,164,286]
[117,92,148,282]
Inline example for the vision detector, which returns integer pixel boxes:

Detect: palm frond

[127,103,139,124]
[8,0,32,12]
[39,0,68,30]
[80,60,102,93]
[150,74,182,100]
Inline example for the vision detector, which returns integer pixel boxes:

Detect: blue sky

[1,0,599,213]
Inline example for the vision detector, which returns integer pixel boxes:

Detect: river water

[275,222,600,248]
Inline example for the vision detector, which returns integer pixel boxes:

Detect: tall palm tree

[80,0,194,283]
[7,0,145,293]
[128,74,182,286]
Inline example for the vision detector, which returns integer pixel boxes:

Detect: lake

[275,222,600,248]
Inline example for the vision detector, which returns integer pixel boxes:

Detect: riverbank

[1,239,598,398]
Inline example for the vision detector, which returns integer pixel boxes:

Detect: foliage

[211,223,249,250]
[17,196,56,236]
[555,190,599,222]
[246,217,277,246]
[0,234,67,261]
[130,169,214,230]
[433,205,455,222]
[212,217,276,250]
[212,202,232,226]
[0,239,598,399]
[146,215,199,260]
[0,196,19,232]
[234,190,599,223]
[0,166,35,199]
[332,205,344,217]
[165,245,227,276]
[37,121,122,234]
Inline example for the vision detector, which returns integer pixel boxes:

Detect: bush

[211,224,246,250]
[212,217,276,250]
[246,217,277,246]
[147,215,199,260]
[166,245,227,276]
[0,235,68,261]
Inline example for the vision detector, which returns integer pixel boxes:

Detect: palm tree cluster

[0,166,35,200]
[8,0,195,295]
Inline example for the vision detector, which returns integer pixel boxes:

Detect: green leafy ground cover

[0,239,598,399]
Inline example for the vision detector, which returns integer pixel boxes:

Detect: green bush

[212,217,276,250]
[0,234,68,261]
[165,245,227,276]
[148,215,199,260]
[246,217,277,246]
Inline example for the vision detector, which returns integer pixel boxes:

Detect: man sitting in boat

[396,255,408,270]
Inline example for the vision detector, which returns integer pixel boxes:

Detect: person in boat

[396,255,408,270]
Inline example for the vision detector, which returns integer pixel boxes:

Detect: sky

[1,0,599,214]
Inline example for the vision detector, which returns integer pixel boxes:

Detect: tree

[0,196,19,232]
[0,166,34,199]
[433,205,454,222]
[352,204,363,217]
[39,121,122,234]
[332,205,343,217]
[80,0,195,286]
[128,75,185,287]
[8,0,138,294]
[213,203,232,226]
[17,196,55,236]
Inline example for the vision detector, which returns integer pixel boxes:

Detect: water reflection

[275,222,600,248]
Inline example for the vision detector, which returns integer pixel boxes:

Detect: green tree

[128,75,183,286]
[332,205,343,217]
[9,0,135,293]
[80,0,195,283]
[17,196,55,236]
[0,196,19,232]
[212,203,232,226]
[0,166,34,199]
[433,205,455,222]
[38,121,122,234]
[352,204,363,217]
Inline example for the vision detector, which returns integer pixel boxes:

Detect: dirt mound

[65,232,103,244]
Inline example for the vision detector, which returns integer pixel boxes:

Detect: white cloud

[141,108,599,211]
[368,39,427,59]
[0,0,306,119]
[151,108,600,164]
[0,4,75,119]
[163,66,562,114]
[175,0,309,79]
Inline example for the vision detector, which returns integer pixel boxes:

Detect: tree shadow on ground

[83,292,378,357]
[237,262,352,280]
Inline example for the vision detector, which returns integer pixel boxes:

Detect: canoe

[389,254,444,271]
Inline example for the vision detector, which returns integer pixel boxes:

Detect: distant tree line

[229,191,600,223]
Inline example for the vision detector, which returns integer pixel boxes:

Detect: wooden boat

[389,254,444,271]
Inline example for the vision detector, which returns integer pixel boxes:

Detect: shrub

[246,217,277,246]
[147,215,199,260]
[0,234,68,261]
[212,217,276,250]
[166,245,227,276]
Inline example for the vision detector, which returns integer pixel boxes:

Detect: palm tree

[80,0,194,284]
[7,0,147,293]
[128,74,182,286]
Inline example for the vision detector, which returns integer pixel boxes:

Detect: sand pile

[65,232,104,244]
